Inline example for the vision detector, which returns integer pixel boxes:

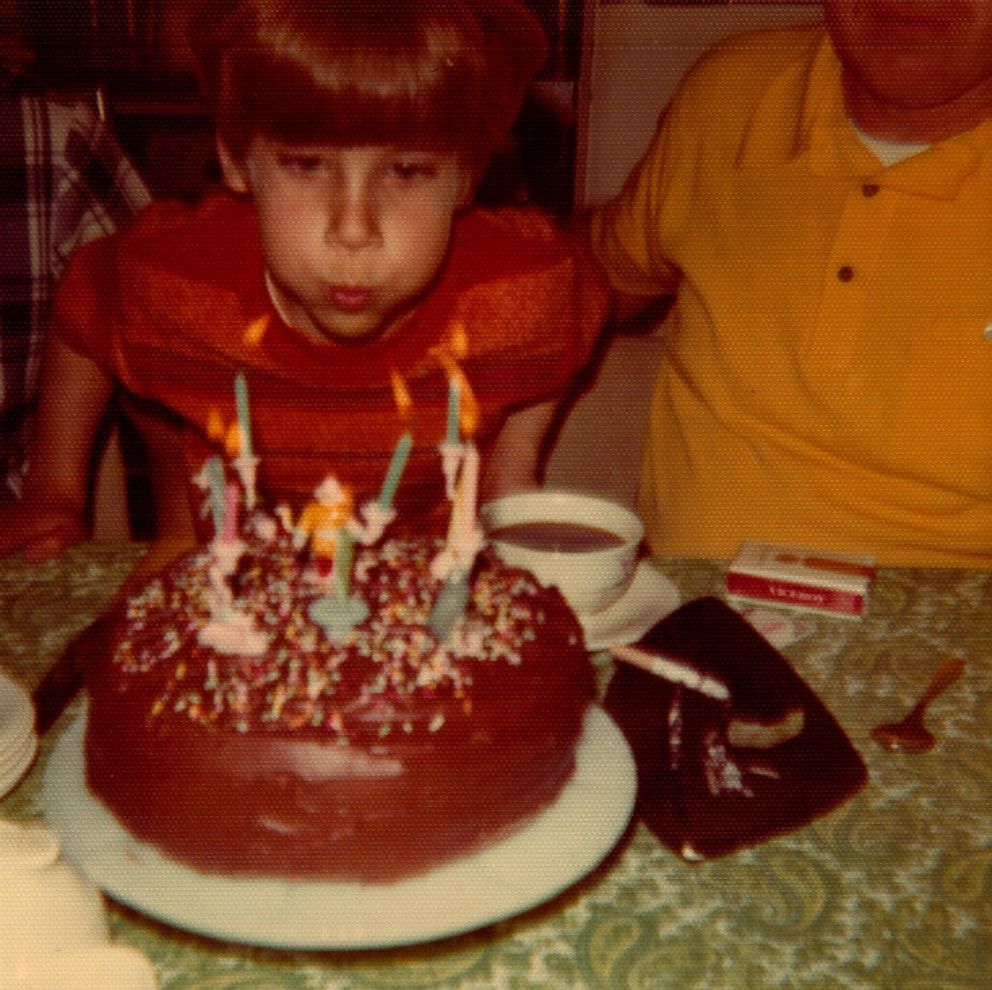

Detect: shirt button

[862,183,880,198]
[837,265,855,282]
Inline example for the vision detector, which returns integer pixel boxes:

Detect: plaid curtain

[0,87,150,495]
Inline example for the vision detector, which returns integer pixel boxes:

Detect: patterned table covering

[1,544,990,990]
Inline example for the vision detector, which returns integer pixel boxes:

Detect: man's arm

[570,209,674,329]
[611,291,674,328]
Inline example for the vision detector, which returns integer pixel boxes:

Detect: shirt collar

[737,32,989,200]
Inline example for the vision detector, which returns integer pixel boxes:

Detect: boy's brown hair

[188,0,547,176]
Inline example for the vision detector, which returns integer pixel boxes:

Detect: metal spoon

[871,657,965,753]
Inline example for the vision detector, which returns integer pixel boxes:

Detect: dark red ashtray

[604,597,868,860]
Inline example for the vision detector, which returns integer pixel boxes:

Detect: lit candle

[452,370,481,542]
[222,480,239,542]
[445,376,460,446]
[206,457,225,536]
[378,369,414,510]
[457,441,480,541]
[202,408,229,536]
[429,366,482,641]
[378,433,412,510]
[234,371,254,461]
[434,321,469,447]
[444,451,465,547]
[230,375,259,510]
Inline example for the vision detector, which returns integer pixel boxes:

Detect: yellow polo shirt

[591,25,992,567]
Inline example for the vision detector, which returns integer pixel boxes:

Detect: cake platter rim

[41,702,636,950]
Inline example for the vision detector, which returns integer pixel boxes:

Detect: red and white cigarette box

[726,542,875,618]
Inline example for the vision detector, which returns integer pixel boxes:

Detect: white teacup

[0,819,157,990]
[481,489,643,615]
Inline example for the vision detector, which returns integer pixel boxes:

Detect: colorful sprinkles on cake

[110,365,577,744]
[113,536,551,740]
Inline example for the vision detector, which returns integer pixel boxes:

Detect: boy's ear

[216,136,251,194]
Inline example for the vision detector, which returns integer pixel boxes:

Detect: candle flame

[448,320,468,359]
[390,368,413,421]
[431,322,480,437]
[243,313,270,346]
[455,367,480,437]
[207,408,226,443]
[225,422,242,458]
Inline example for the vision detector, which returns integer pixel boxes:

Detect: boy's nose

[325,191,379,250]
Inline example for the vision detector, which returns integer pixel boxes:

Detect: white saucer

[0,728,37,770]
[0,672,34,750]
[0,731,37,799]
[42,705,635,950]
[0,726,35,764]
[579,561,681,651]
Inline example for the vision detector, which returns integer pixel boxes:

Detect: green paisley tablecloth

[2,544,990,990]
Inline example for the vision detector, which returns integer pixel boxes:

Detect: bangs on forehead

[226,8,489,153]
[252,51,482,150]
[194,0,547,170]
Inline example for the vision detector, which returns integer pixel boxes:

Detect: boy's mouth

[328,285,374,312]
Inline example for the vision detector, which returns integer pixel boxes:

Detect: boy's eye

[390,160,439,182]
[279,154,325,177]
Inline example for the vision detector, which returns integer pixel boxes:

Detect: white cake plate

[42,704,635,950]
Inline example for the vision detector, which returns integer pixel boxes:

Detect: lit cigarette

[610,643,730,701]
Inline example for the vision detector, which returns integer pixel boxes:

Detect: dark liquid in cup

[489,520,626,553]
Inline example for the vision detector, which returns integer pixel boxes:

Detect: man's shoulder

[678,22,826,108]
[696,22,825,76]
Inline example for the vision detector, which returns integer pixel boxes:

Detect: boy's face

[220,137,471,343]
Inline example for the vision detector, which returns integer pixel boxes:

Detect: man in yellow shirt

[591,0,992,567]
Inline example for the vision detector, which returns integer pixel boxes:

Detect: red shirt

[53,194,607,530]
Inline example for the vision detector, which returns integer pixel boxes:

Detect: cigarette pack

[725,542,875,618]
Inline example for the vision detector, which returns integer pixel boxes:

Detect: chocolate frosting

[85,537,594,882]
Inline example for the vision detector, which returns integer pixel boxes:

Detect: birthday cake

[84,371,594,883]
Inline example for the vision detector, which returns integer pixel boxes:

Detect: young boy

[2,0,608,576]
